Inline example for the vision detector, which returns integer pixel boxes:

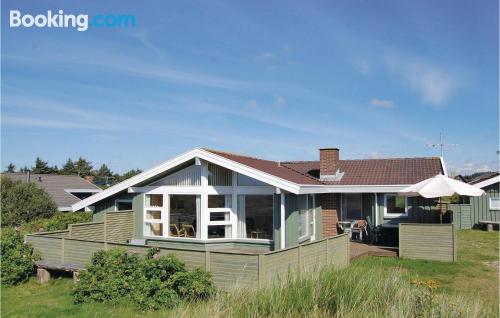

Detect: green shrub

[21,212,93,234]
[169,269,215,301]
[1,176,58,225]
[73,248,215,310]
[0,228,39,285]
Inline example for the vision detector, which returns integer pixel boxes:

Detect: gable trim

[473,175,500,189]
[71,148,301,211]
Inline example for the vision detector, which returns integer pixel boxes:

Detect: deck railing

[25,213,349,289]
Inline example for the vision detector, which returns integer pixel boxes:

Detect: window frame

[298,194,315,242]
[489,198,500,210]
[383,194,408,218]
[115,199,133,211]
[207,195,232,239]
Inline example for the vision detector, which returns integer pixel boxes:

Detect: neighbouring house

[451,172,499,229]
[70,147,446,251]
[2,173,102,212]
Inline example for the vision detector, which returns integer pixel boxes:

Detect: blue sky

[2,0,498,175]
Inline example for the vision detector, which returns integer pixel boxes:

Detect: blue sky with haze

[2,0,498,175]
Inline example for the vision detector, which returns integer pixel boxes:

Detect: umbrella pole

[439,197,443,224]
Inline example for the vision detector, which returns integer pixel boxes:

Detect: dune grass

[1,230,498,317]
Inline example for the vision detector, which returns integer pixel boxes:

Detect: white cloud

[350,58,371,75]
[275,95,286,107]
[385,55,456,106]
[255,52,276,61]
[248,100,258,108]
[369,98,395,109]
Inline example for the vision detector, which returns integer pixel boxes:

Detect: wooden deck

[350,242,398,260]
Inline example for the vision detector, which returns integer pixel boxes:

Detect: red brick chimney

[319,148,339,180]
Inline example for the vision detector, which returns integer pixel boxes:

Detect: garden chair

[169,224,183,237]
[182,224,196,237]
[350,220,367,242]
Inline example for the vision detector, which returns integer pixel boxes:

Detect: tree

[32,157,51,174]
[61,158,76,175]
[1,176,58,225]
[113,169,142,184]
[74,157,93,177]
[5,163,16,173]
[19,166,29,173]
[95,164,113,178]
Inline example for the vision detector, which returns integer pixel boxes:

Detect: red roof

[205,149,444,186]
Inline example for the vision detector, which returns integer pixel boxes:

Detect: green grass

[2,230,498,317]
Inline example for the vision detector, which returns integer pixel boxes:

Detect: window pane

[245,195,273,240]
[146,210,161,220]
[146,223,163,236]
[298,210,308,238]
[387,195,405,214]
[208,225,232,238]
[117,201,132,211]
[208,195,226,208]
[170,195,197,238]
[210,212,230,221]
[146,194,163,207]
[344,194,362,220]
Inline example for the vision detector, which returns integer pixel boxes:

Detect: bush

[0,228,39,285]
[21,212,93,234]
[73,248,215,310]
[1,176,58,225]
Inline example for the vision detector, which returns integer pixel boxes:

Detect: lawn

[2,230,498,317]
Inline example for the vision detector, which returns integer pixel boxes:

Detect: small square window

[146,210,162,220]
[146,223,163,236]
[490,198,500,210]
[210,211,230,222]
[146,194,163,207]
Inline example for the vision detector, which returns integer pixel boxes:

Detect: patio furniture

[250,230,264,239]
[338,221,352,235]
[350,220,367,242]
[169,224,183,237]
[181,224,196,237]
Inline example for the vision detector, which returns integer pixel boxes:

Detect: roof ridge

[281,163,322,183]
[203,148,280,164]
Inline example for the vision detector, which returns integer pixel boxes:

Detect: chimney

[319,148,339,180]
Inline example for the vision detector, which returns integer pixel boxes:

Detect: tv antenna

[426,132,458,157]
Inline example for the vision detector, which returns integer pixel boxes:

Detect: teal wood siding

[132,193,144,239]
[376,194,439,226]
[469,184,500,226]
[399,224,456,262]
[93,192,135,221]
[285,194,299,247]
[451,183,500,229]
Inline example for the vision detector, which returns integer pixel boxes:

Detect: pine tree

[19,166,29,173]
[95,164,113,177]
[61,158,76,175]
[5,163,16,173]
[32,157,51,174]
[74,157,93,177]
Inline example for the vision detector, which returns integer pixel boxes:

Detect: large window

[207,195,232,239]
[384,194,408,218]
[342,194,362,220]
[298,195,315,241]
[169,195,198,238]
[243,195,273,240]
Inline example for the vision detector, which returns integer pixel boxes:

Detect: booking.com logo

[9,10,136,32]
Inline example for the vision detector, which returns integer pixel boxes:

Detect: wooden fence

[399,223,456,262]
[25,215,349,289]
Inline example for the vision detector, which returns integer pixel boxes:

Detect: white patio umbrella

[399,174,485,198]
[400,174,484,223]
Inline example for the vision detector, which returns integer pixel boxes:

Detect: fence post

[258,254,265,288]
[297,245,302,278]
[104,212,108,242]
[68,225,73,238]
[326,237,330,264]
[61,238,65,263]
[205,250,211,271]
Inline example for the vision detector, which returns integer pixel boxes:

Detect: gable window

[298,195,315,242]
[489,198,500,210]
[384,194,408,218]
[115,199,132,211]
